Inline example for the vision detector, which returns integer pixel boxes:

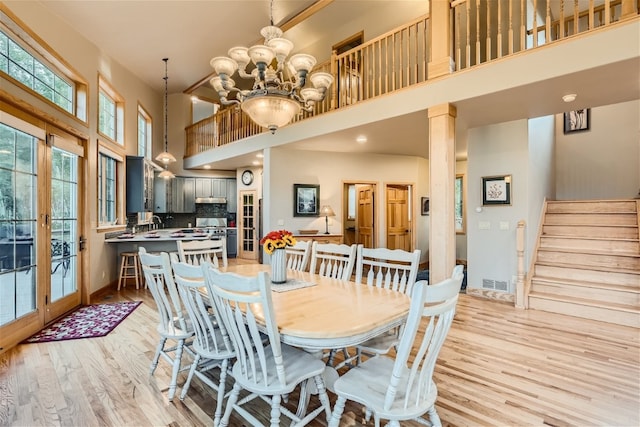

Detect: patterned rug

[24,301,142,343]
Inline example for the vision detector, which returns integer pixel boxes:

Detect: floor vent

[482,279,509,291]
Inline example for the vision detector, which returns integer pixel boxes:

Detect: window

[98,76,124,145]
[97,144,122,227]
[0,9,87,120]
[137,105,152,158]
[347,184,356,220]
[455,174,465,233]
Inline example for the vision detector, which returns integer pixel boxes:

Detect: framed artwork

[421,197,429,216]
[482,175,511,205]
[293,184,320,217]
[563,108,590,134]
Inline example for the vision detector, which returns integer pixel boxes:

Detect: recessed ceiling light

[356,135,367,143]
[256,153,264,158]
[562,94,577,103]
[203,164,211,169]
[252,160,261,166]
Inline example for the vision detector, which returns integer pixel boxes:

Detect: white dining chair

[178,238,227,267]
[308,241,357,367]
[309,241,357,281]
[172,259,235,427]
[352,245,421,364]
[328,275,464,427]
[138,247,194,402]
[202,263,332,427]
[285,239,311,271]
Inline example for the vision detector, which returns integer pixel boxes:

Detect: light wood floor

[1,271,638,426]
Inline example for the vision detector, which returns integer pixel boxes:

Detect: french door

[0,112,84,351]
[239,190,258,260]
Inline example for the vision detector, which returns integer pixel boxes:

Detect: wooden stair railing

[525,199,640,328]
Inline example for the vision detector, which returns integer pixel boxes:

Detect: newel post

[621,0,638,19]
[330,49,338,111]
[515,220,526,309]
[428,0,455,78]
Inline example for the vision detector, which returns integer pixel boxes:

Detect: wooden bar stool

[118,251,140,290]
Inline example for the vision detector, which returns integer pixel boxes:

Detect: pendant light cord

[163,58,169,153]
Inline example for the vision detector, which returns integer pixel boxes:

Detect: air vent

[482,278,509,292]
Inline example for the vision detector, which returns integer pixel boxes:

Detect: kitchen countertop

[105,228,220,243]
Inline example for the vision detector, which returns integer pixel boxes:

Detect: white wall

[555,100,640,199]
[264,148,430,263]
[467,119,530,292]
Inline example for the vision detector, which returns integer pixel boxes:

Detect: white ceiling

[28,1,640,169]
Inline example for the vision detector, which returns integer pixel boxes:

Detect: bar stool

[118,251,140,290]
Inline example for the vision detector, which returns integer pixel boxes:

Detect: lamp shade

[158,168,175,179]
[155,150,176,164]
[241,94,301,133]
[321,205,335,217]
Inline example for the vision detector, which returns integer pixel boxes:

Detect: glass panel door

[239,190,258,260]
[0,123,38,327]
[50,147,78,303]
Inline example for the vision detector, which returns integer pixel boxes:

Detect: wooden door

[386,184,411,251]
[239,190,258,260]
[356,185,375,248]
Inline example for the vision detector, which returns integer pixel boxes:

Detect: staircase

[527,199,640,328]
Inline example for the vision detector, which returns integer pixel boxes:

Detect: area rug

[24,301,142,343]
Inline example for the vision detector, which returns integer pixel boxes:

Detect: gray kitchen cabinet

[226,178,237,213]
[195,178,227,199]
[154,175,168,213]
[195,178,212,198]
[172,177,195,213]
[126,156,154,213]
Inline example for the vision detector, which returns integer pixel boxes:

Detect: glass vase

[270,248,287,284]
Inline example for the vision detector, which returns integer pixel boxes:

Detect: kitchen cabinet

[195,178,227,199]
[172,177,195,213]
[226,179,237,213]
[154,175,168,213]
[126,156,154,213]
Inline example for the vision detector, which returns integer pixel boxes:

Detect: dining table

[217,263,411,353]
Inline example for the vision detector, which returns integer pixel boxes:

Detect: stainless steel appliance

[195,217,237,258]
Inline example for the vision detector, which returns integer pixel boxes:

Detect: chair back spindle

[355,245,421,295]
[309,242,357,281]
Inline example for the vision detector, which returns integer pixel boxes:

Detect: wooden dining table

[217,263,411,352]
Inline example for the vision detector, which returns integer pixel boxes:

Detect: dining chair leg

[213,358,230,427]
[313,374,332,421]
[150,338,166,375]
[269,394,282,427]
[167,339,185,401]
[328,395,346,427]
[427,406,442,426]
[180,354,201,400]
[219,382,242,427]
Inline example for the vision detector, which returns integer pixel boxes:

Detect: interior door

[356,184,375,248]
[386,184,411,251]
[239,190,258,260]
[0,114,84,351]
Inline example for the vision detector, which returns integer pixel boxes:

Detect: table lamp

[320,205,335,234]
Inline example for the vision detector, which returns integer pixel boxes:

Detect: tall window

[98,76,124,145]
[455,175,465,233]
[97,145,122,226]
[137,105,152,158]
[0,10,87,121]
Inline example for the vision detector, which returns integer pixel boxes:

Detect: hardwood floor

[1,273,638,426]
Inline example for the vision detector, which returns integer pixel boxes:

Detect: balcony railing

[185,0,638,158]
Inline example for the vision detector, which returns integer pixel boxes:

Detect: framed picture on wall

[293,184,320,217]
[421,197,429,216]
[563,108,590,134]
[482,175,512,205]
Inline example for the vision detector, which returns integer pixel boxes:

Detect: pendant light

[156,57,176,179]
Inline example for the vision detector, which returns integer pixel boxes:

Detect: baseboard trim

[89,280,118,304]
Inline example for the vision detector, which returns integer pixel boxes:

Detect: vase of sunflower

[260,229,296,284]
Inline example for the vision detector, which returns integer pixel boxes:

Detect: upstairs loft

[183,0,640,170]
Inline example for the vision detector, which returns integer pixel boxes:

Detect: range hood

[195,197,227,204]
